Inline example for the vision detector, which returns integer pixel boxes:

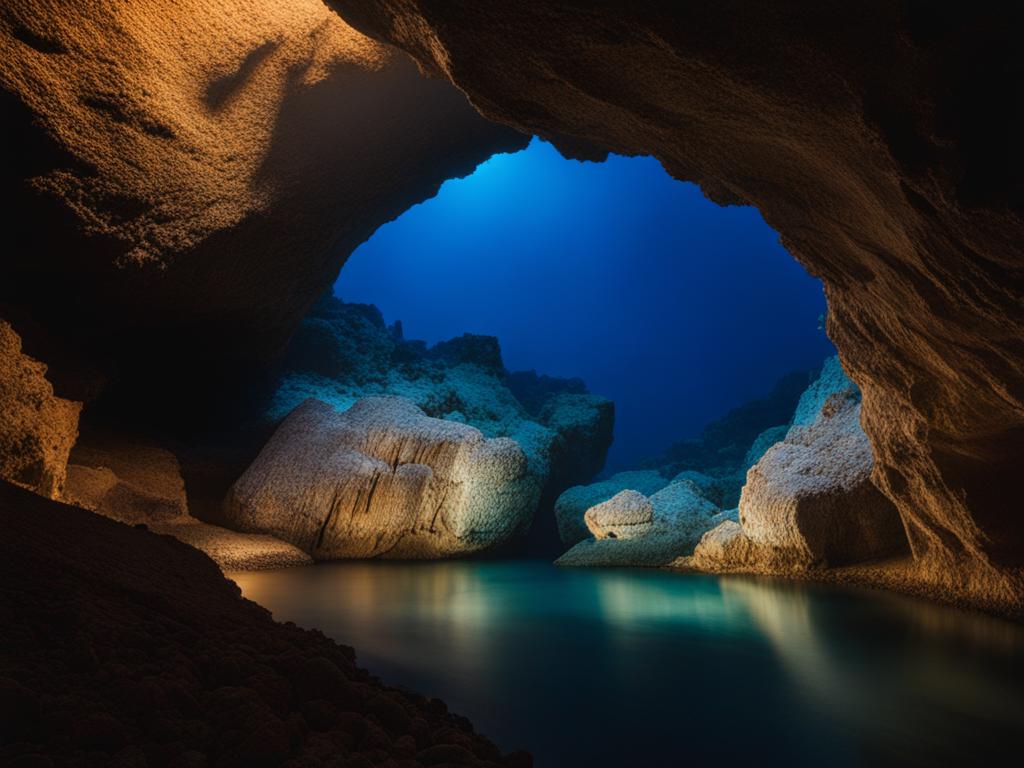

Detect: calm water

[232,561,1024,767]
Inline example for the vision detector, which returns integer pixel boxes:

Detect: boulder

[555,470,670,546]
[64,439,189,524]
[64,435,311,570]
[742,425,789,471]
[225,397,536,558]
[538,392,615,489]
[738,390,908,568]
[270,297,615,545]
[690,520,764,571]
[0,321,81,498]
[584,490,654,540]
[558,478,718,567]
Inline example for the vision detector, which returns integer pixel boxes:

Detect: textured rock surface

[559,479,718,567]
[152,519,313,571]
[226,397,537,559]
[584,490,654,540]
[555,470,670,547]
[330,1,1024,611]
[0,480,528,766]
[64,438,189,524]
[63,435,312,570]
[740,392,908,567]
[689,364,908,574]
[273,295,614,550]
[0,320,81,498]
[0,0,526,411]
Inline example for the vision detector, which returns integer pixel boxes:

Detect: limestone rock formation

[64,439,189,524]
[559,478,718,567]
[0,480,526,765]
[226,397,538,558]
[0,0,526,416]
[273,295,614,549]
[330,0,1024,612]
[0,320,81,498]
[584,490,654,540]
[739,391,908,567]
[63,435,312,570]
[690,363,907,573]
[555,470,670,546]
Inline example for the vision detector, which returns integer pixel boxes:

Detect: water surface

[232,561,1024,767]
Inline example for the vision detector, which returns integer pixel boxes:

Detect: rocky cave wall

[329,0,1024,612]
[0,0,1022,614]
[0,0,526,421]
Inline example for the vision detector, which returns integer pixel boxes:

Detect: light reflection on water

[232,561,1024,767]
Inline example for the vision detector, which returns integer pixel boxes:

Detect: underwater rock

[789,356,855,428]
[329,1,1024,611]
[0,320,81,498]
[691,360,907,572]
[668,469,731,508]
[584,489,654,540]
[539,392,615,489]
[555,470,670,546]
[690,520,763,571]
[226,397,537,558]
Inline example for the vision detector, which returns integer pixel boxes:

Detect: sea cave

[1,2,1023,767]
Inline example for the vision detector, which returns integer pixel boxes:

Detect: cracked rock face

[225,397,536,558]
[330,0,1024,609]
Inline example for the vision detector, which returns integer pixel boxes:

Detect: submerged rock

[226,397,537,558]
[584,490,654,540]
[555,470,670,546]
[0,321,81,498]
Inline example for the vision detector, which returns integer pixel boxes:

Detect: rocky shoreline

[0,480,532,767]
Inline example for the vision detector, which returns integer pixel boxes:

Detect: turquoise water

[232,561,1024,767]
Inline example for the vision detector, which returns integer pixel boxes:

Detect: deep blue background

[335,138,834,471]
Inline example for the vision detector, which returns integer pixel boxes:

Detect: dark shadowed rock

[0,321,81,499]
[0,480,527,765]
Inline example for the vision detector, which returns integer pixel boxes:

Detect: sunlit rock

[0,321,81,498]
[226,396,537,558]
[555,470,670,546]
[584,490,654,540]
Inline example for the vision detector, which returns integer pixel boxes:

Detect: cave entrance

[286,137,835,553]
